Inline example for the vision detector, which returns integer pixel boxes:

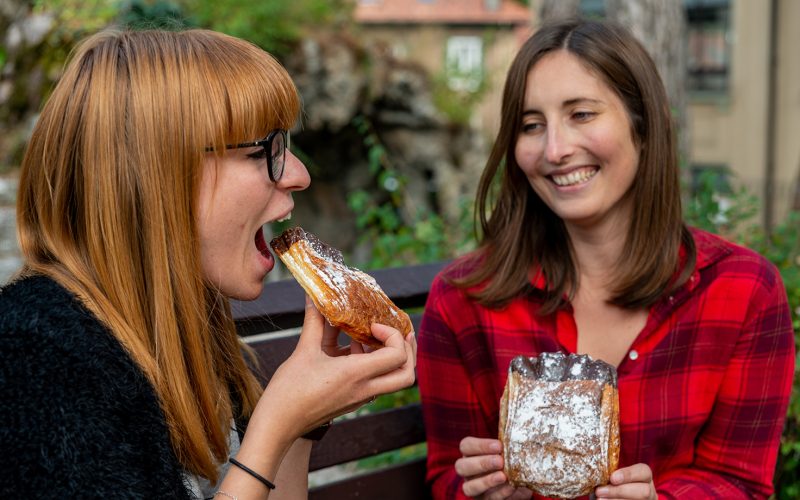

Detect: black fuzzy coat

[0,275,193,499]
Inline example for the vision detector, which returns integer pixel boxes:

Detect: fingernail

[595,487,609,497]
[493,456,503,468]
[611,470,623,482]
[489,441,502,453]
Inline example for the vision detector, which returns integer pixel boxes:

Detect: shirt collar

[526,227,733,292]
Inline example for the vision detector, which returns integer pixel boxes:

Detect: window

[445,36,483,92]
[685,0,731,93]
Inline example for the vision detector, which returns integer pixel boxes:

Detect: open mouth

[255,226,270,258]
[550,167,598,187]
[255,212,292,260]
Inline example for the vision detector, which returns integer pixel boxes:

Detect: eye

[247,146,269,161]
[521,122,544,133]
[572,111,596,121]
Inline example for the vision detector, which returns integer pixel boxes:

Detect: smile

[550,167,598,187]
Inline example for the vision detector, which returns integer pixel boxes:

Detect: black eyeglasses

[206,129,288,183]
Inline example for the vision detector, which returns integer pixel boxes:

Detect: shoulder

[690,227,782,291]
[0,274,155,412]
[427,253,483,304]
[0,274,122,368]
[0,275,186,495]
[2,273,91,324]
[692,229,786,305]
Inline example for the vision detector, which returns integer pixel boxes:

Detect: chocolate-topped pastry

[270,227,413,348]
[499,352,620,499]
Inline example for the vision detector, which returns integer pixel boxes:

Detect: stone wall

[285,34,485,256]
[0,174,21,283]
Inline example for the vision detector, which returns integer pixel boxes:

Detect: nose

[544,122,574,165]
[278,151,311,192]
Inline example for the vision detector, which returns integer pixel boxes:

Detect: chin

[228,286,263,301]
[217,279,264,301]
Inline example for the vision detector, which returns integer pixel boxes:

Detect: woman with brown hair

[0,29,416,498]
[417,19,794,499]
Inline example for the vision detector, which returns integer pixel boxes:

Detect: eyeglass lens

[270,131,286,182]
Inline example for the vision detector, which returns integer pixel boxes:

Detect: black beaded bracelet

[229,457,276,490]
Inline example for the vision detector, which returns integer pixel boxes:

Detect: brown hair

[17,29,300,482]
[456,19,695,313]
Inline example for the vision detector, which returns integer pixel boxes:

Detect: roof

[355,0,532,26]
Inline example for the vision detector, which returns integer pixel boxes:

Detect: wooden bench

[231,262,446,500]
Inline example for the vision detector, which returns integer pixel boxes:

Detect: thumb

[298,295,325,349]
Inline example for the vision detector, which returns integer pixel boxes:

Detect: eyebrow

[522,97,604,115]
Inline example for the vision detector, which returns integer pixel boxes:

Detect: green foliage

[118,0,196,30]
[33,0,352,57]
[684,169,759,236]
[684,170,800,498]
[27,0,118,76]
[180,0,353,58]
[347,115,475,270]
[33,0,119,37]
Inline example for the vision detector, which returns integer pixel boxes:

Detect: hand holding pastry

[250,297,416,444]
[456,437,532,500]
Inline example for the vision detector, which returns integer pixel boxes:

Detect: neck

[565,210,630,293]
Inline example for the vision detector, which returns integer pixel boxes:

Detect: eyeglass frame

[204,129,288,183]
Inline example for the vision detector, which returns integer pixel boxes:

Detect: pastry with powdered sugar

[499,352,620,498]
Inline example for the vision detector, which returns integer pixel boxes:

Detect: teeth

[277,212,292,222]
[552,168,597,186]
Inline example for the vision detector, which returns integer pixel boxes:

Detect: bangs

[184,30,301,149]
[217,52,300,143]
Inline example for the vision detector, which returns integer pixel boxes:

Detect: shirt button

[628,350,639,361]
[668,296,675,303]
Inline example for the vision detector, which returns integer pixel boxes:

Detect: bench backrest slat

[310,458,430,500]
[309,404,425,471]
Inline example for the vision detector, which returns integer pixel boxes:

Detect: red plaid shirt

[418,228,795,499]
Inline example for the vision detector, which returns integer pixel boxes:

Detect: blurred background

[1,0,799,496]
[2,0,799,278]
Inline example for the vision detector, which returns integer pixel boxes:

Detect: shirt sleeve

[657,262,795,499]
[418,276,495,500]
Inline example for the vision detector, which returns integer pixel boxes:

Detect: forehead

[523,50,617,107]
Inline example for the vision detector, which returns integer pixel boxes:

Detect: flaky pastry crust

[270,227,413,348]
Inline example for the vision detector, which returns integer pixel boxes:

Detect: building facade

[355,0,800,226]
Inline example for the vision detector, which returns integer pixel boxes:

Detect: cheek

[587,119,639,168]
[514,137,539,176]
